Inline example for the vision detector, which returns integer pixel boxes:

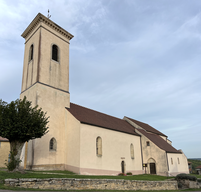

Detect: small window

[29,44,34,62]
[52,44,59,62]
[130,143,134,159]
[96,137,102,157]
[49,137,57,151]
[178,158,180,164]
[146,141,150,146]
[171,158,173,165]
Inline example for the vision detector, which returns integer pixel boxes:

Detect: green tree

[0,96,49,171]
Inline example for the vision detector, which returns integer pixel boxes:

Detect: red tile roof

[137,129,181,153]
[126,117,167,137]
[196,165,201,169]
[67,103,140,136]
[0,136,9,142]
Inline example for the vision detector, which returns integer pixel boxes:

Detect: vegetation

[188,159,201,173]
[0,97,49,171]
[0,170,201,191]
[0,169,172,181]
[176,173,197,181]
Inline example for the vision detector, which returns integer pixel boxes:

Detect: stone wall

[4,178,178,190]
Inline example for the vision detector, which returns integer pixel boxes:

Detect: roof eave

[21,13,74,40]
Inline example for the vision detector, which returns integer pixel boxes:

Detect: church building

[20,13,189,176]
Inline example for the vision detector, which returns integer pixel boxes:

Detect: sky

[0,0,200,158]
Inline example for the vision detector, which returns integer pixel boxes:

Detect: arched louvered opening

[29,44,34,62]
[52,44,59,62]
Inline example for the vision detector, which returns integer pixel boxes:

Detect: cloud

[0,0,201,158]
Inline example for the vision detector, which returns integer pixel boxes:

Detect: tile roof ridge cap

[125,116,150,126]
[126,116,167,136]
[70,102,125,121]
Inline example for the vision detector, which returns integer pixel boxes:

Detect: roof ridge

[125,116,150,126]
[70,102,125,122]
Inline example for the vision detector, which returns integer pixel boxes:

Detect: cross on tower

[47,9,51,19]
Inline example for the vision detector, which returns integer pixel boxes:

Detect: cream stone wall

[79,124,143,175]
[21,18,70,94]
[0,141,10,167]
[20,83,70,170]
[64,111,81,173]
[167,152,189,176]
[136,130,169,176]
[21,25,40,92]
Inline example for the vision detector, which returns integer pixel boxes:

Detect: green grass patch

[0,169,172,181]
[1,169,201,191]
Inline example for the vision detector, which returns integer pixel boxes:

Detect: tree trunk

[9,140,25,170]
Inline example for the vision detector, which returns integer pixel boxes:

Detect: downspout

[140,136,144,172]
[166,152,169,176]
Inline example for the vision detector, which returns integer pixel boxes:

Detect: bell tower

[20,13,74,169]
[20,13,73,108]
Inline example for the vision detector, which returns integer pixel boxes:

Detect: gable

[125,117,167,137]
[138,129,181,153]
[0,136,9,142]
[67,103,140,136]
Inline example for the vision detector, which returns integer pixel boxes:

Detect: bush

[178,181,183,188]
[126,172,132,175]
[118,173,126,176]
[5,151,21,171]
[176,173,197,181]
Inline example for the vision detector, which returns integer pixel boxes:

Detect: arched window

[29,44,34,62]
[49,137,57,151]
[96,137,102,157]
[171,158,173,164]
[178,158,180,164]
[52,44,59,62]
[130,143,134,159]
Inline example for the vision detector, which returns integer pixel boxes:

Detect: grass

[0,169,172,181]
[0,169,201,191]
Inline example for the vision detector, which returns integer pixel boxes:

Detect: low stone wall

[178,179,201,189]
[4,178,178,190]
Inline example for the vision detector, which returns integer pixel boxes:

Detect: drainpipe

[166,152,169,177]
[140,136,144,173]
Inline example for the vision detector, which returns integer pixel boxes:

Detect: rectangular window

[178,158,180,164]
[146,141,150,146]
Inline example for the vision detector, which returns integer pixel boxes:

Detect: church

[19,13,189,176]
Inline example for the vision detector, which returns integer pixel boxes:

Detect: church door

[150,163,156,174]
[121,161,125,174]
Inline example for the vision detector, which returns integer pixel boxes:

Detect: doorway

[121,161,125,174]
[150,163,156,174]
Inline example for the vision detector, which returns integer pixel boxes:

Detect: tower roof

[21,13,74,40]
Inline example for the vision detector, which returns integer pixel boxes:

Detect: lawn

[0,169,172,181]
[0,169,201,191]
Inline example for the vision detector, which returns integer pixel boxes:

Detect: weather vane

[47,9,51,19]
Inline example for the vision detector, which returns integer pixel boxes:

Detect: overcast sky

[0,0,200,158]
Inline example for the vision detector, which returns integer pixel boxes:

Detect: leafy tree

[0,96,49,171]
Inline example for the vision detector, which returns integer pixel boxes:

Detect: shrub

[5,151,21,171]
[176,173,197,181]
[118,173,126,176]
[178,181,183,188]
[126,172,132,175]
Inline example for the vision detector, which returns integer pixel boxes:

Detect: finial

[47,9,51,19]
